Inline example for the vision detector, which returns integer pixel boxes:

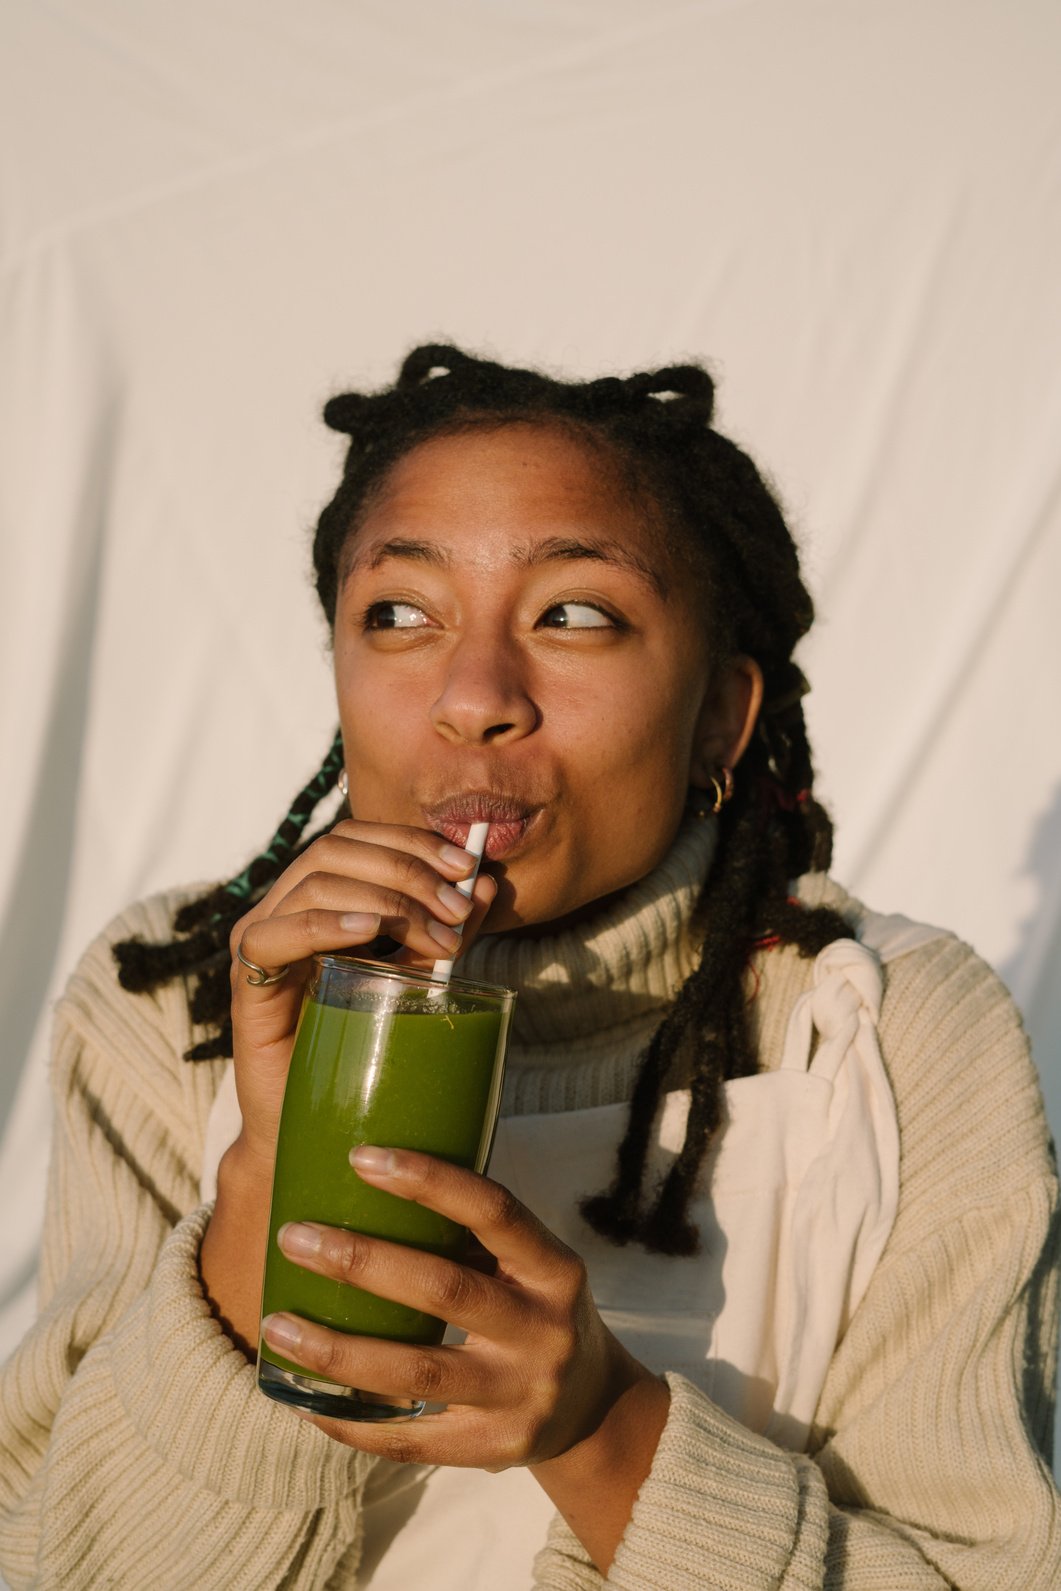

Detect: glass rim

[313,952,515,1002]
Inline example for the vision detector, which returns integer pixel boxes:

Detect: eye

[363,600,431,630]
[538,601,615,630]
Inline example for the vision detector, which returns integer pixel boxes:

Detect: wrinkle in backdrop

[1,1,1059,1437]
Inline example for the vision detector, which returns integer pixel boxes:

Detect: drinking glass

[257,954,514,1420]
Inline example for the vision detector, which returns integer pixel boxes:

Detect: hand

[199,821,496,1353]
[262,1147,665,1462]
[227,820,497,1166]
[262,1149,670,1571]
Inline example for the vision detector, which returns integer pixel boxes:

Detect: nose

[429,633,539,746]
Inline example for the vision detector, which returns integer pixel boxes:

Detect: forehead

[344,422,676,584]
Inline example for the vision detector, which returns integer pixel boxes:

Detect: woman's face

[333,422,760,931]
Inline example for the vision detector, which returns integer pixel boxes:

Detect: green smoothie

[259,973,509,1383]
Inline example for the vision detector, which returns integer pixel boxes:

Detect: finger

[275,867,477,938]
[243,823,481,932]
[274,1220,524,1339]
[457,873,498,957]
[350,1151,583,1291]
[298,1404,503,1470]
[332,818,481,881]
[235,890,463,972]
[272,834,481,927]
[389,871,499,972]
[231,912,382,987]
[233,831,490,970]
[260,1311,497,1408]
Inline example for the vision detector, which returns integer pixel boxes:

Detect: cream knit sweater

[1,823,1058,1589]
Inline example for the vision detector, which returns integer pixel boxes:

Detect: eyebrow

[348,534,667,596]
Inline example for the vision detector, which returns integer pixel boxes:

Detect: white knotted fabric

[199,910,945,1587]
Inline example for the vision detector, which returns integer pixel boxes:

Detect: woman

[1,346,1057,1589]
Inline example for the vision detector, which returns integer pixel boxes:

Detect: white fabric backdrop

[2,0,1059,1434]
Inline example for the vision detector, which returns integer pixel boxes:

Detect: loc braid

[585,763,848,1256]
[582,789,765,1250]
[112,731,345,1060]
[114,924,228,992]
[176,728,345,929]
[579,994,698,1244]
[640,1067,721,1256]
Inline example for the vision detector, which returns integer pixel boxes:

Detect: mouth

[422,793,541,860]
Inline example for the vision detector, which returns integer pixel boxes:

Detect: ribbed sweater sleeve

[4,888,1059,1588]
[0,897,372,1590]
[533,935,1061,1590]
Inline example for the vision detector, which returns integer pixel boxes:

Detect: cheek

[334,639,409,729]
[549,694,700,874]
[556,666,704,783]
[333,656,411,801]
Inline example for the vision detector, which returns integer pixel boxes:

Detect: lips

[423,793,539,860]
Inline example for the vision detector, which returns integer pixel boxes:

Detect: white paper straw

[430,820,490,987]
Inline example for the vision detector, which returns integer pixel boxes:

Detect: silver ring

[236,943,290,987]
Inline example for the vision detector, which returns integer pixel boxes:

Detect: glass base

[258,1359,426,1422]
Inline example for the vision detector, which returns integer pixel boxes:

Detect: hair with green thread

[112,730,346,1060]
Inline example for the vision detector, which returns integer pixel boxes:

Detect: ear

[688,656,764,787]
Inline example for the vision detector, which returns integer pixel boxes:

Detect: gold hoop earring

[707,766,735,814]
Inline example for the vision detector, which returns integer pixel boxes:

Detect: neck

[459,816,719,1116]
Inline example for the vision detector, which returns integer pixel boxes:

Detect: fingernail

[338,911,382,933]
[278,1222,323,1259]
[351,1145,398,1177]
[436,882,473,920]
[262,1312,302,1352]
[440,844,476,872]
[427,918,461,951]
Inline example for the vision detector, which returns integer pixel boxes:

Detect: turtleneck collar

[459,815,717,1052]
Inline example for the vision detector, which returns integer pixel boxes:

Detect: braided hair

[113,732,346,1060]
[114,343,850,1250]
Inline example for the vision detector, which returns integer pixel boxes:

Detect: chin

[483,870,630,939]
